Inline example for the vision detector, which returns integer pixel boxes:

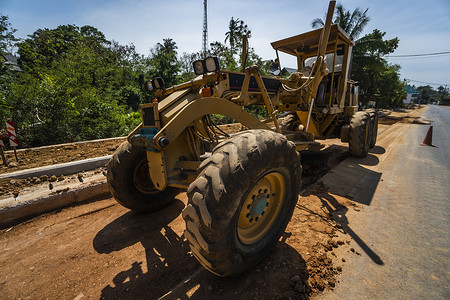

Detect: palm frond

[311,18,325,28]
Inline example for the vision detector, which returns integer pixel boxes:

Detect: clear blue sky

[1,0,450,88]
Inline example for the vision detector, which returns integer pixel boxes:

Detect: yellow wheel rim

[237,171,286,245]
[133,159,158,195]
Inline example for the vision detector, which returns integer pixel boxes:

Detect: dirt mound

[0,138,125,175]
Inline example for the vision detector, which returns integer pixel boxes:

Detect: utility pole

[202,0,208,56]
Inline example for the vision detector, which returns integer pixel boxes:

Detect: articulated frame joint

[130,128,170,152]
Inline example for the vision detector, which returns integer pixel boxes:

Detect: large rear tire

[367,109,378,148]
[182,130,302,277]
[107,141,179,212]
[348,111,371,157]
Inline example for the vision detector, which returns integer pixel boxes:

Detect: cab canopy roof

[271,24,354,57]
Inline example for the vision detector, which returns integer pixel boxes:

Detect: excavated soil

[0,138,126,174]
[0,184,356,300]
[0,138,125,197]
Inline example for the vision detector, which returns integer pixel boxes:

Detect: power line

[405,78,449,87]
[385,51,450,58]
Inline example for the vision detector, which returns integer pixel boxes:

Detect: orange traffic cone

[420,126,434,146]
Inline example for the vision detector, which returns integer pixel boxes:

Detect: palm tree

[225,17,251,52]
[156,38,178,55]
[311,3,370,39]
[225,17,239,51]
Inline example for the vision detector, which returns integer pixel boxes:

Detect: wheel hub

[237,171,286,245]
[246,190,271,223]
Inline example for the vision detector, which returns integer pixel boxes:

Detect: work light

[193,60,205,75]
[204,57,220,73]
[152,77,165,90]
[192,57,220,75]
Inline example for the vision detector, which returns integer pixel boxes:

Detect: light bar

[192,57,220,75]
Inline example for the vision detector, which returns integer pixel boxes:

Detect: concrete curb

[0,155,112,179]
[0,180,110,229]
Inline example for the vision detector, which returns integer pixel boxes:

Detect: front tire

[280,113,301,132]
[182,130,302,277]
[107,141,178,212]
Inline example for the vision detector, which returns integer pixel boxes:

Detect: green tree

[178,52,199,82]
[225,17,251,53]
[415,85,449,104]
[376,64,406,107]
[312,5,404,108]
[7,24,145,146]
[436,86,449,104]
[212,18,265,73]
[209,41,237,70]
[1,14,20,125]
[311,3,370,39]
[17,24,110,74]
[149,38,180,87]
[351,29,403,106]
[1,14,19,53]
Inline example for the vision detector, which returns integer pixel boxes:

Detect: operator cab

[271,24,357,108]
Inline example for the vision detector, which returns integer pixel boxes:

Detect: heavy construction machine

[107,0,378,277]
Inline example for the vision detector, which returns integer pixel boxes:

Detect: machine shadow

[319,145,386,207]
[167,242,310,300]
[314,191,384,265]
[93,199,310,299]
[302,144,387,266]
[93,199,199,299]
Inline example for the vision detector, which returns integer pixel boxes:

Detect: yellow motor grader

[107,0,378,277]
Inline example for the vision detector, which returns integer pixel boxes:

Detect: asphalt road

[320,105,450,299]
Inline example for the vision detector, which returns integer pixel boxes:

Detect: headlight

[152,77,165,90]
[204,57,220,73]
[192,57,220,75]
[193,60,205,75]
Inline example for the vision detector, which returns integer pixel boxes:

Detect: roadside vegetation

[415,85,449,105]
[0,4,429,148]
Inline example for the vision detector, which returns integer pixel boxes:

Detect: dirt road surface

[0,107,432,299]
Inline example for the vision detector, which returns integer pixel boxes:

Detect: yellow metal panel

[296,111,322,138]
[154,97,271,147]
[146,151,167,191]
[319,114,337,133]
